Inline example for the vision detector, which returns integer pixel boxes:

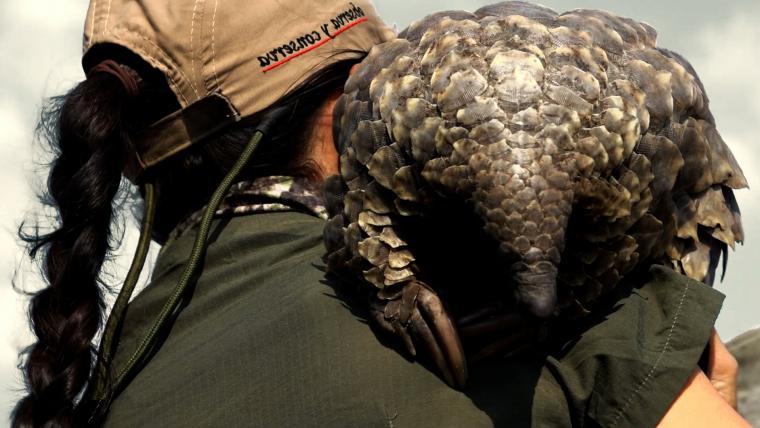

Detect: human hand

[706,328,739,409]
[655,329,746,427]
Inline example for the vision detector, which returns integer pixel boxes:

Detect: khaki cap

[82,0,395,179]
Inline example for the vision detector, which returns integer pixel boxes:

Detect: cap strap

[125,93,241,181]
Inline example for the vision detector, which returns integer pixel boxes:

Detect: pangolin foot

[369,280,468,388]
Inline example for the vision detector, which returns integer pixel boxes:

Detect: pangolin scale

[323,1,746,386]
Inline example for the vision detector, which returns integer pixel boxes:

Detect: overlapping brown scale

[668,186,743,278]
[389,248,416,269]
[411,118,444,163]
[379,75,428,124]
[434,125,469,157]
[359,210,393,228]
[680,233,724,284]
[608,80,650,132]
[378,227,407,248]
[332,92,350,153]
[603,108,641,157]
[358,236,391,267]
[362,181,395,214]
[353,120,391,165]
[456,96,507,126]
[400,11,478,44]
[657,48,711,122]
[431,48,488,95]
[624,60,674,127]
[574,176,631,234]
[673,193,699,243]
[421,32,480,76]
[474,2,559,26]
[563,9,656,48]
[629,49,699,114]
[560,231,642,309]
[587,125,626,170]
[635,134,684,203]
[322,175,347,218]
[436,68,490,113]
[343,190,364,223]
[556,14,625,56]
[441,164,475,195]
[344,222,363,261]
[469,119,510,145]
[545,45,608,90]
[391,98,438,149]
[367,143,408,190]
[346,175,371,194]
[698,120,748,189]
[621,17,658,47]
[383,265,416,286]
[323,214,346,254]
[549,26,593,49]
[539,105,580,134]
[485,40,547,69]
[421,157,451,190]
[547,85,593,118]
[548,65,601,103]
[413,15,481,49]
[480,15,552,49]
[672,118,714,193]
[475,138,574,314]
[339,99,373,153]
[629,214,665,261]
[345,39,413,94]
[340,147,364,186]
[361,266,386,289]
[722,186,744,243]
[392,166,421,202]
[694,185,742,249]
[612,155,654,227]
[510,107,541,130]
[625,153,655,193]
[372,53,418,93]
[430,16,482,38]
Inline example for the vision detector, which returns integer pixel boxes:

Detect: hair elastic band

[87,60,140,97]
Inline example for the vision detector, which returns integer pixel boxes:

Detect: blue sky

[1,0,759,421]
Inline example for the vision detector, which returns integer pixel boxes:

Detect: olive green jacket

[104,211,723,427]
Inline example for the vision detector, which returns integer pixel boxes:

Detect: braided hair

[13,66,138,427]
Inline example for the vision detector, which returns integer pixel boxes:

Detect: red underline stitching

[262,17,369,73]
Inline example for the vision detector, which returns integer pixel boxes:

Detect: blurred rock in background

[728,327,760,424]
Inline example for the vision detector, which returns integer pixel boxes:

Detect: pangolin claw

[370,281,468,388]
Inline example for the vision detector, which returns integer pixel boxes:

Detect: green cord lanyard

[87,182,157,403]
[86,129,269,424]
[113,131,265,389]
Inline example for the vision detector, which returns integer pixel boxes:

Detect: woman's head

[13,1,393,426]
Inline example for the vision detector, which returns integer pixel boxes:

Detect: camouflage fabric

[169,176,327,241]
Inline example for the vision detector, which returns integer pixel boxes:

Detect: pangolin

[323,1,746,387]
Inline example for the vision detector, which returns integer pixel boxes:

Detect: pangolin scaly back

[324,1,746,372]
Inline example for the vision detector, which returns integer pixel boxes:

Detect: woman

[12,0,748,426]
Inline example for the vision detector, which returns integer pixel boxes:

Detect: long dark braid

[13,71,136,428]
